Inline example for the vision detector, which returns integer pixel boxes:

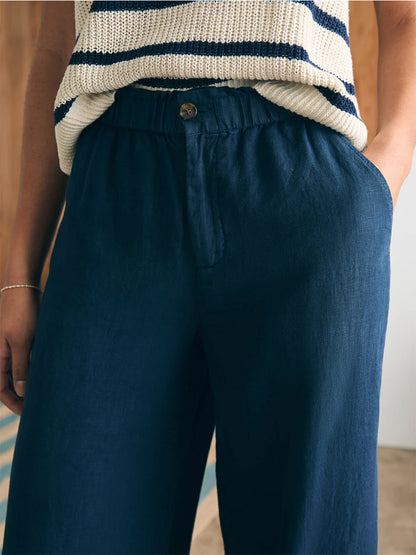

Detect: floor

[191,447,416,555]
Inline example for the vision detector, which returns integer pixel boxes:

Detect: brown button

[179,102,197,120]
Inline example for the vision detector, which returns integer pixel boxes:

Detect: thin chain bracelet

[0,284,43,294]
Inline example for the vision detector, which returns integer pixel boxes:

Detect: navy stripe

[68,41,355,96]
[89,1,194,12]
[342,80,354,96]
[293,0,349,45]
[69,41,312,65]
[56,40,357,124]
[130,76,230,89]
[54,97,76,125]
[314,85,358,117]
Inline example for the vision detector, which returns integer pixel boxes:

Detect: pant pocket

[336,132,393,217]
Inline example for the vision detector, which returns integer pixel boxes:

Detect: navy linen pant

[2,85,393,555]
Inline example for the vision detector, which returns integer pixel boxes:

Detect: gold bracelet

[0,284,43,294]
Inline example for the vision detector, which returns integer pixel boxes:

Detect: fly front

[178,98,225,270]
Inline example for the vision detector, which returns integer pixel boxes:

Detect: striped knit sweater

[54,0,368,176]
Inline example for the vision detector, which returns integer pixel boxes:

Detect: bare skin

[365,2,416,209]
[0,1,75,414]
[0,1,415,415]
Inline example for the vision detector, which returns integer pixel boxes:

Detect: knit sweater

[54,0,368,176]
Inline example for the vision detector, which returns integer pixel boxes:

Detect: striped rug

[0,404,20,548]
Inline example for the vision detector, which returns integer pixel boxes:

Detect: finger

[0,385,24,415]
[0,337,24,415]
[10,339,32,398]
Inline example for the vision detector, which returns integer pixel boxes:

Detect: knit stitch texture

[54,0,368,176]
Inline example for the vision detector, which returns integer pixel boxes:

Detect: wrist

[0,283,43,294]
[3,258,43,290]
[2,269,42,290]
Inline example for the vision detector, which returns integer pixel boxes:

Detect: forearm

[375,9,416,151]
[3,47,69,288]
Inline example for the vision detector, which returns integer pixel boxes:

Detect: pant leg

[198,114,393,554]
[2,120,215,554]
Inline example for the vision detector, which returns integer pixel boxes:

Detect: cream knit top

[54,0,368,176]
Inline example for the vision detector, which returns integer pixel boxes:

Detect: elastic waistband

[97,84,302,135]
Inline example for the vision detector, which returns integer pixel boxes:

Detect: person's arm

[362,1,416,211]
[0,1,75,414]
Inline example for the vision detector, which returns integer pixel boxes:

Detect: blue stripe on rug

[0,464,12,486]
[0,414,19,431]
[0,437,16,455]
[198,462,216,503]
[0,498,8,524]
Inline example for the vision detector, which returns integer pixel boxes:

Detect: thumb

[11,341,32,397]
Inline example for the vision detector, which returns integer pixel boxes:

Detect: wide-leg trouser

[2,85,393,555]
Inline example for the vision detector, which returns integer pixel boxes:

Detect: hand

[360,131,414,213]
[0,288,41,415]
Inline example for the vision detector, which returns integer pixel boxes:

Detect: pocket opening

[337,133,393,215]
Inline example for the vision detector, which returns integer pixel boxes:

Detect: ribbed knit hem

[56,80,368,176]
[253,81,368,152]
[55,90,116,176]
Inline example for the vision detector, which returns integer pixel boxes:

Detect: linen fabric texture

[3,85,392,554]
